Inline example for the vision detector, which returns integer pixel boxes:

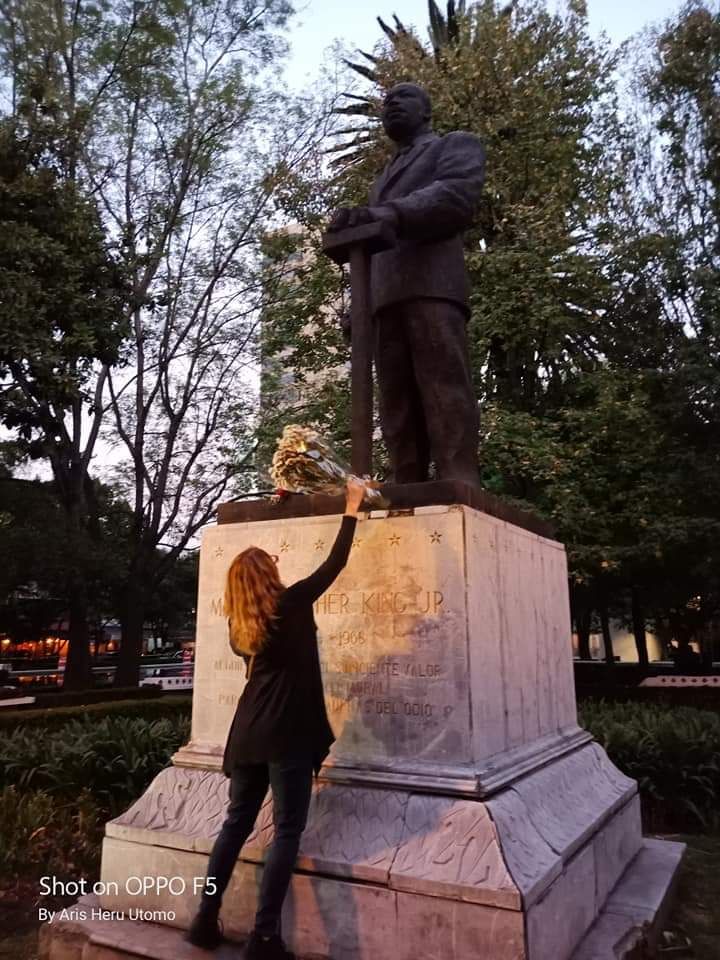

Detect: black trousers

[374,298,480,486]
[200,754,314,936]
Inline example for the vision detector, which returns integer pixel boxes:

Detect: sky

[283,0,684,90]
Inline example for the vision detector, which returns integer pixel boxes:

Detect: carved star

[430,531,442,543]
[214,546,224,558]
[388,534,400,546]
[280,540,291,553]
[352,538,363,549]
[314,539,325,551]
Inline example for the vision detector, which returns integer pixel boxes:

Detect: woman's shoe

[185,909,224,950]
[245,931,295,959]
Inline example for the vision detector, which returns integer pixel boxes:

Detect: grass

[663,834,720,959]
[1,835,719,959]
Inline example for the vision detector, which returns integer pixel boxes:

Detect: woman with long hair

[186,477,367,959]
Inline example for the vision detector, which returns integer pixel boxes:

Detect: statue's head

[381,83,432,142]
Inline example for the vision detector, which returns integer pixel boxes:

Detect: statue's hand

[368,205,399,228]
[339,308,351,343]
[328,206,383,231]
[328,206,352,231]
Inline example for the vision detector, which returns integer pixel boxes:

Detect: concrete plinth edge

[571,838,686,960]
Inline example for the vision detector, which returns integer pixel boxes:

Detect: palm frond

[356,49,379,64]
[337,93,378,103]
[377,15,398,42]
[328,151,372,171]
[333,102,380,118]
[324,134,379,154]
[392,14,410,34]
[428,0,448,52]
[342,59,378,83]
[331,125,377,137]
[447,0,461,44]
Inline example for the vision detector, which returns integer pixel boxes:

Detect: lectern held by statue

[321,219,396,478]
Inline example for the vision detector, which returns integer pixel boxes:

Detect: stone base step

[38,897,244,960]
[572,838,686,960]
[39,838,684,960]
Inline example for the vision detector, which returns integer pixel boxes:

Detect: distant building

[260,224,349,417]
[572,621,664,662]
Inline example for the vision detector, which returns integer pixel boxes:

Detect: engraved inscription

[214,658,245,673]
[218,692,238,706]
[202,511,471,766]
[314,590,443,616]
[314,592,350,615]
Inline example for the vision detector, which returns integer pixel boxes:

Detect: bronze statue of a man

[329,82,485,487]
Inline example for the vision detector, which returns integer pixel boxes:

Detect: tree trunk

[571,581,593,660]
[576,609,592,660]
[114,587,146,688]
[600,597,615,667]
[63,582,93,690]
[631,586,649,669]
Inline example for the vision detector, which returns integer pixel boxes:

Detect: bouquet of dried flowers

[270,425,389,507]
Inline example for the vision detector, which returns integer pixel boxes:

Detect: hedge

[1,697,719,835]
[579,699,720,832]
[0,694,192,730]
[0,712,190,817]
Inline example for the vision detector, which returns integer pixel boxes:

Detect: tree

[608,2,720,656]
[144,550,199,648]
[91,0,307,686]
[0,120,128,688]
[0,467,134,654]
[261,0,720,665]
[1,0,330,685]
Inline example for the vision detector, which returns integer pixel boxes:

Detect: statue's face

[381,84,429,142]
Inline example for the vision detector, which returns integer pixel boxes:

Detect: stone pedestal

[176,502,588,791]
[41,495,684,960]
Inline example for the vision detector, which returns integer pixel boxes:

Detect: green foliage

[0,116,130,687]
[0,122,128,458]
[262,1,720,656]
[0,713,189,816]
[0,0,299,686]
[0,694,190,729]
[0,785,102,885]
[0,701,189,887]
[0,473,135,637]
[579,699,720,832]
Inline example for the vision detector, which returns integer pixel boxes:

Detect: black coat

[221,515,357,777]
[368,130,485,317]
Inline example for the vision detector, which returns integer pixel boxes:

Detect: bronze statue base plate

[217,480,554,540]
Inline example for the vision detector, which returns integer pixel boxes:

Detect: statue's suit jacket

[368,130,485,317]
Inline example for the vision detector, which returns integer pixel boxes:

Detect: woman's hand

[344,477,367,517]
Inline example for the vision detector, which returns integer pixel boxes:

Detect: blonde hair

[224,547,284,656]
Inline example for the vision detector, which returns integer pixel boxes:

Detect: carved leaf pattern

[484,790,562,903]
[509,743,637,859]
[110,770,407,874]
[390,795,519,907]
[106,746,636,911]
[298,786,408,880]
[112,768,231,836]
